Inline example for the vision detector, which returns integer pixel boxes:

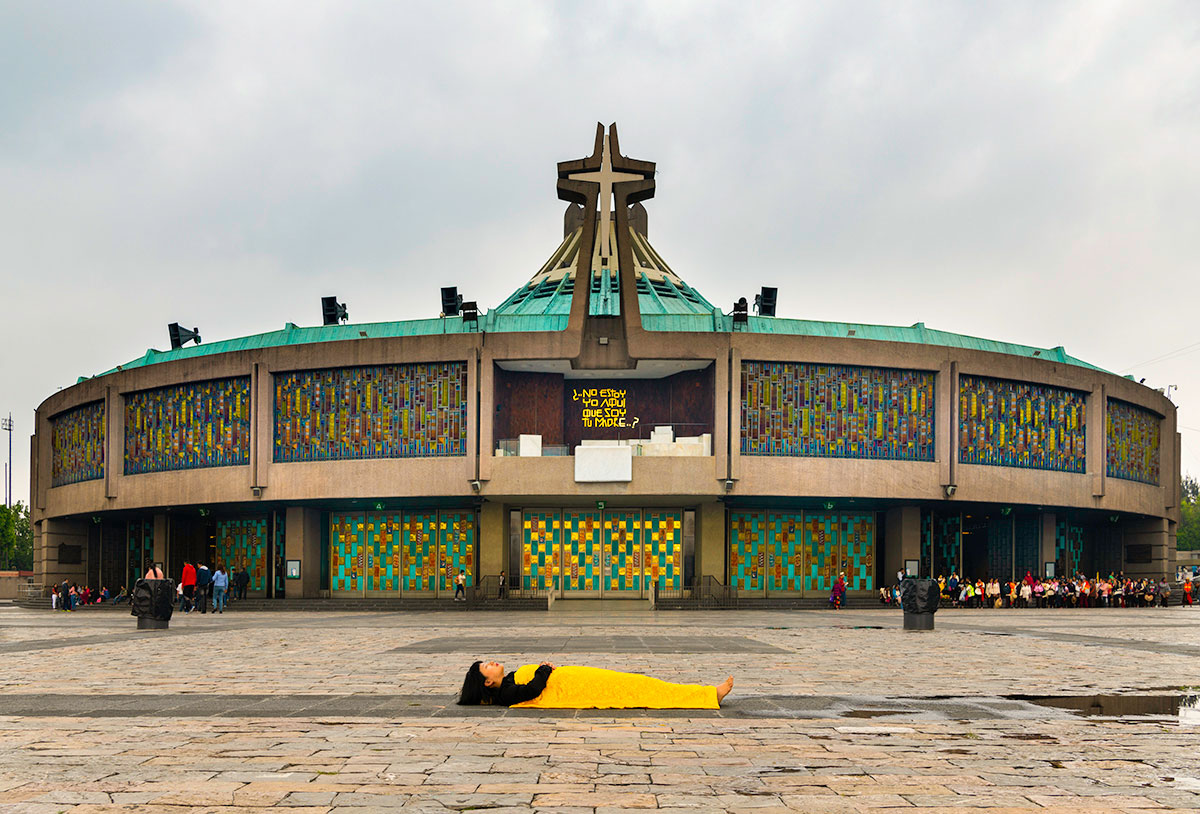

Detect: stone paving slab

[0,606,1198,811]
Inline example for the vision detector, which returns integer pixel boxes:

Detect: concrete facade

[30,124,1181,600]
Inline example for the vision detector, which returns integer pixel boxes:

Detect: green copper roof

[640,314,1108,373]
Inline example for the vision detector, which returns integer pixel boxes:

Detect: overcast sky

[2,1,1198,505]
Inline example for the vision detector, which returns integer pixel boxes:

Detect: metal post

[1,413,13,507]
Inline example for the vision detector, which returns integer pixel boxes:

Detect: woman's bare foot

[715,676,734,704]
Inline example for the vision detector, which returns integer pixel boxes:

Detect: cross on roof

[568,132,644,263]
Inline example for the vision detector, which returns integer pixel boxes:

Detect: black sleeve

[496,665,553,706]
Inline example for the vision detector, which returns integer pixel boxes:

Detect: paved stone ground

[0,603,1198,812]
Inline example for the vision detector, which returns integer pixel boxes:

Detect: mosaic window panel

[437,511,476,592]
[274,362,467,463]
[123,377,250,475]
[958,375,1086,473]
[729,512,766,593]
[730,512,806,594]
[922,510,961,577]
[1014,515,1040,581]
[522,511,561,592]
[801,513,875,593]
[740,362,935,460]
[1106,399,1160,485]
[643,510,683,592]
[126,518,153,591]
[561,511,602,592]
[400,512,437,592]
[603,510,643,593]
[330,513,365,593]
[1056,520,1084,577]
[51,401,105,487]
[766,514,804,592]
[216,517,267,593]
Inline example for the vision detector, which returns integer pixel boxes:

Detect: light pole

[1,414,11,508]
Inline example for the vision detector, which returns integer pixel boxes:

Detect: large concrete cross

[567,132,644,262]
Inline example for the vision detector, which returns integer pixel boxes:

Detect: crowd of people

[50,582,124,610]
[49,560,252,613]
[878,570,1197,609]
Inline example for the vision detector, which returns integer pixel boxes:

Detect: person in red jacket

[181,561,197,613]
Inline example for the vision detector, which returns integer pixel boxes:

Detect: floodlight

[321,296,349,325]
[168,323,201,349]
[441,287,463,317]
[754,286,777,317]
[732,297,749,325]
[461,300,479,329]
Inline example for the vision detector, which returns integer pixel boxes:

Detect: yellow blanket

[509,664,719,709]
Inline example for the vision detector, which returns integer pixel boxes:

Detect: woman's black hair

[458,661,497,705]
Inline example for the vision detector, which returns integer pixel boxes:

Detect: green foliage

[0,502,33,570]
[1180,476,1200,552]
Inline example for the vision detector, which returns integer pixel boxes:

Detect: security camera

[943,484,957,498]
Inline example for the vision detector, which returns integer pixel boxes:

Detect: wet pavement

[0,604,1198,812]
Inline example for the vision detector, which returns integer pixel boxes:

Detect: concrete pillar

[284,507,322,598]
[1124,516,1171,579]
[1040,513,1056,578]
[936,361,957,488]
[32,521,44,589]
[885,506,921,579]
[479,501,505,581]
[696,501,726,583]
[41,518,89,588]
[153,514,168,569]
[1088,384,1106,497]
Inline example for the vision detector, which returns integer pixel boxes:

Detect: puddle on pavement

[842,709,908,718]
[1013,693,1200,720]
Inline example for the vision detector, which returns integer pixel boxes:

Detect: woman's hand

[540,661,556,669]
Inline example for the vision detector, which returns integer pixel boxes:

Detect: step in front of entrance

[14,597,550,612]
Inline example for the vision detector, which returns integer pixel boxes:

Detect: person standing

[236,566,250,601]
[498,570,507,599]
[455,570,467,602]
[212,566,229,614]
[181,561,197,612]
[195,562,212,613]
[145,560,164,580]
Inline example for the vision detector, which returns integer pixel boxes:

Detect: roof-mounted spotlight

[461,300,479,330]
[168,323,201,349]
[732,297,749,329]
[754,286,777,317]
[321,296,349,325]
[441,286,463,317]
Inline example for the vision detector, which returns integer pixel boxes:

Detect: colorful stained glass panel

[51,401,105,486]
[1106,399,1160,485]
[741,362,935,460]
[958,375,1086,472]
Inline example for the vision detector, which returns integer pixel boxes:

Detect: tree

[0,502,33,571]
[1180,476,1200,552]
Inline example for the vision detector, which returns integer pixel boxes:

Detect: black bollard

[131,578,175,630]
[899,578,939,631]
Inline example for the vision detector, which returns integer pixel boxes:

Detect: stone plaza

[1,604,1198,813]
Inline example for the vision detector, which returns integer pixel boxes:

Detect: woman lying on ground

[458,660,734,709]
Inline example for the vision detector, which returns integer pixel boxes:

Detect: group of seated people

[878,571,1196,608]
[50,583,126,610]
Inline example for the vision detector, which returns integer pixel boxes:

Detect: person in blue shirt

[212,566,229,614]
[195,562,212,613]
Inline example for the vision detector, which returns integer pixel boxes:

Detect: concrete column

[478,355,495,482]
[936,360,956,488]
[696,501,726,583]
[1089,384,1106,497]
[253,364,273,497]
[1124,516,1171,579]
[727,349,741,483]
[32,521,44,588]
[884,506,921,579]
[1040,513,1056,578]
[478,501,506,581]
[41,518,89,587]
[284,507,322,598]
